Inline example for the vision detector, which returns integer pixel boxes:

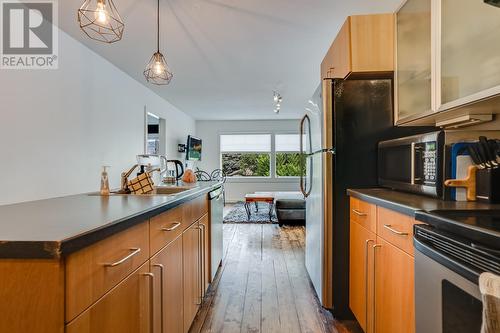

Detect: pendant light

[77,0,124,43]
[144,0,173,85]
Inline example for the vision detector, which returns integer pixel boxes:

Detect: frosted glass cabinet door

[441,0,500,106]
[396,0,432,121]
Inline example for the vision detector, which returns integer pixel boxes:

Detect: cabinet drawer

[184,195,208,224]
[150,205,184,255]
[65,222,149,322]
[377,207,417,256]
[66,261,151,333]
[349,197,377,233]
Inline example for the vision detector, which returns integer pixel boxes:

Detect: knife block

[476,168,500,203]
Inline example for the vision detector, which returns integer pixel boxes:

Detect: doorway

[144,110,166,155]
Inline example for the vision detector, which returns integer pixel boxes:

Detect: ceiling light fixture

[273,91,283,114]
[143,0,173,85]
[78,0,124,43]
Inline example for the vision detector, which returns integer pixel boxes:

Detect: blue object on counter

[450,142,476,201]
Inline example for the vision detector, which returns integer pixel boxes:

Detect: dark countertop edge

[0,182,223,260]
[346,189,420,217]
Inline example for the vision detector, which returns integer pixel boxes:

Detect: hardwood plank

[219,225,255,332]
[261,226,281,333]
[280,228,325,333]
[202,224,246,332]
[241,225,263,333]
[272,227,302,333]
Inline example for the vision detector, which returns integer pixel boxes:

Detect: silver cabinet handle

[196,225,205,305]
[352,209,367,217]
[161,222,181,232]
[383,224,408,236]
[153,264,164,333]
[372,244,382,333]
[104,248,141,267]
[142,272,155,333]
[365,239,374,330]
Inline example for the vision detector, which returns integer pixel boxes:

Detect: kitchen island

[0,181,223,333]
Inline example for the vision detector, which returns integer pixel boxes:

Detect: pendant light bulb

[154,59,165,75]
[95,0,108,24]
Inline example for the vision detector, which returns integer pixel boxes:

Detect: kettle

[166,160,184,182]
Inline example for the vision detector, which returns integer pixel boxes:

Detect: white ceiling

[59,0,403,120]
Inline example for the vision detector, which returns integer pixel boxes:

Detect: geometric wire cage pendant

[78,0,124,43]
[144,51,173,85]
[144,0,173,85]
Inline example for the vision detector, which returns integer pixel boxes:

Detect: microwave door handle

[411,143,416,185]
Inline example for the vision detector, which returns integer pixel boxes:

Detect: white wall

[0,29,195,205]
[196,120,301,202]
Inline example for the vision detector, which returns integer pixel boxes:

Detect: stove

[413,209,500,333]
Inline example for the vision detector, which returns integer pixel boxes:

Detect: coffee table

[244,192,275,222]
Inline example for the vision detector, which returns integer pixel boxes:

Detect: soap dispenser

[100,166,110,196]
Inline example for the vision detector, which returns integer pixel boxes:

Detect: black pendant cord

[156,0,160,53]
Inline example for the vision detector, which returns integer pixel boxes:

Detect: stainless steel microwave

[378,131,445,198]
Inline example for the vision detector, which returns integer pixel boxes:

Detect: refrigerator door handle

[300,115,313,198]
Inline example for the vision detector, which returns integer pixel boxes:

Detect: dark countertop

[347,188,500,217]
[0,181,223,259]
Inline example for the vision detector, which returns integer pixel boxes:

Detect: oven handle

[471,243,500,256]
[414,237,481,284]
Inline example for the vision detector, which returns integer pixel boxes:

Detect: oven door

[415,240,483,333]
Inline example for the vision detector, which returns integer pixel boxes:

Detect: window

[275,134,304,177]
[220,134,271,177]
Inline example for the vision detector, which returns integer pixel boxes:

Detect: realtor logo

[1,0,58,69]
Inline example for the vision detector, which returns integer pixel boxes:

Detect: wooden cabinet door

[182,222,201,332]
[331,18,352,79]
[199,214,210,294]
[349,220,376,333]
[374,237,415,333]
[151,235,184,333]
[66,262,151,333]
[350,14,394,74]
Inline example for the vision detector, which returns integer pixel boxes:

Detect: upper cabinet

[321,14,395,80]
[439,0,500,109]
[396,0,500,126]
[395,0,432,121]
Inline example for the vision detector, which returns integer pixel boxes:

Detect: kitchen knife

[468,145,486,169]
[488,139,500,164]
[477,137,493,168]
[479,136,499,167]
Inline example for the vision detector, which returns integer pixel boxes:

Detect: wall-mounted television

[186,135,202,161]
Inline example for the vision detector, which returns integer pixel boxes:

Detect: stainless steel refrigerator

[300,78,429,317]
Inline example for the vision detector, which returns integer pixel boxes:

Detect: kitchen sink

[88,186,194,196]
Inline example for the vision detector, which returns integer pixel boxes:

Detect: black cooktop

[415,209,500,249]
[433,210,500,233]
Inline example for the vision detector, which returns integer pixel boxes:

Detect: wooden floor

[189,222,361,333]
